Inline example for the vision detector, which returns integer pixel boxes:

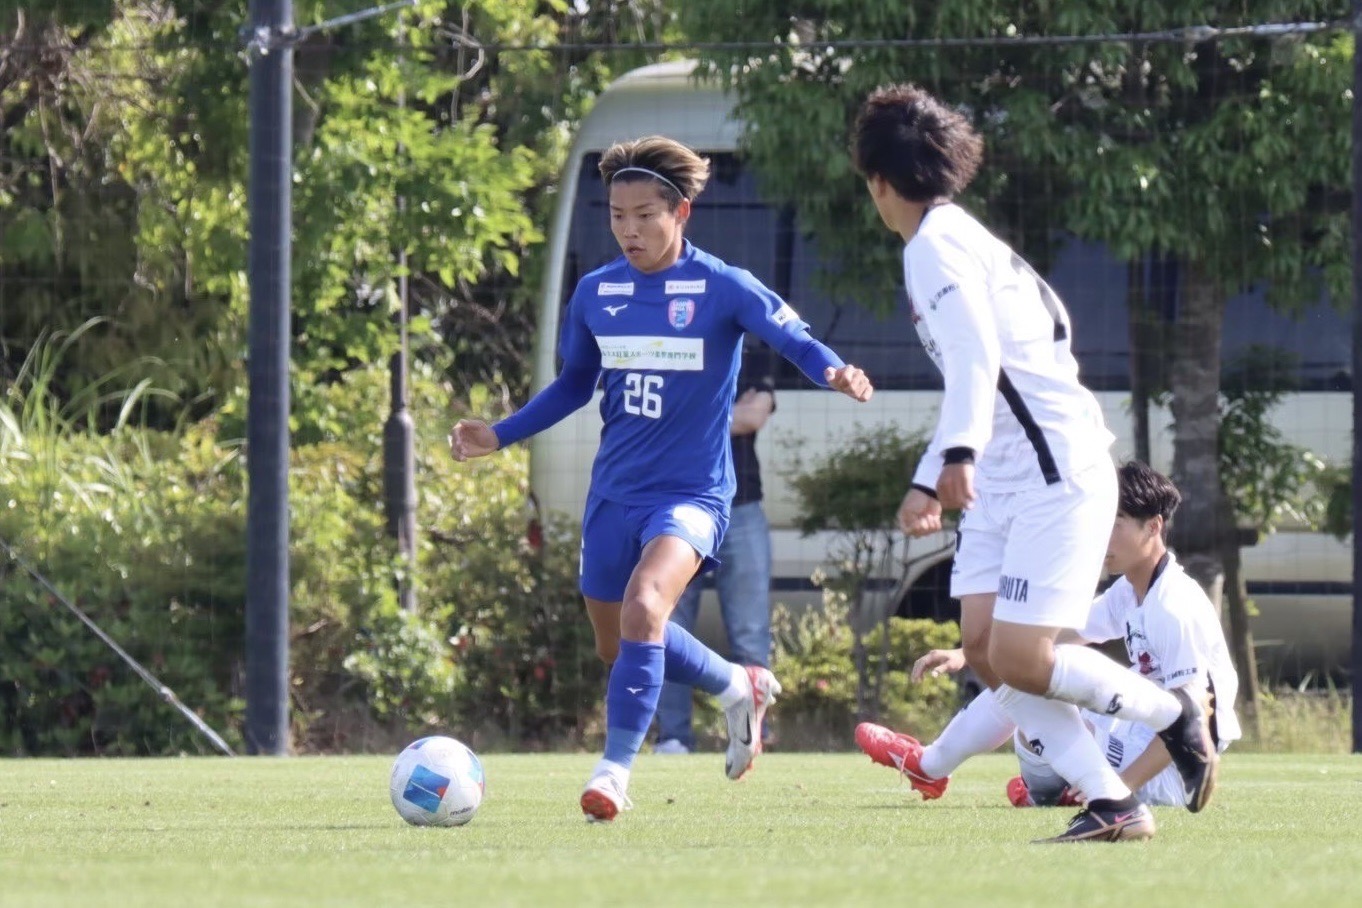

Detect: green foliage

[341,605,458,725]
[1217,347,1329,535]
[0,339,604,754]
[0,426,247,756]
[783,423,941,725]
[1316,462,1352,541]
[444,518,605,749]
[1,0,687,425]
[786,424,930,535]
[682,2,1351,309]
[771,605,960,748]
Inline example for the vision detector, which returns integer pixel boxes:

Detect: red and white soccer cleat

[854,722,949,800]
[580,771,632,823]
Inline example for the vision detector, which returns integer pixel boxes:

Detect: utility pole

[244,0,294,756]
[1351,0,1362,754]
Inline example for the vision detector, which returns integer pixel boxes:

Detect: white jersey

[1081,552,1242,746]
[903,204,1114,492]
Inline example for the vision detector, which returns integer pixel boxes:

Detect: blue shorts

[578,495,729,602]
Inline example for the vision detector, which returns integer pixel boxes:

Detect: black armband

[911,483,939,500]
[943,447,976,465]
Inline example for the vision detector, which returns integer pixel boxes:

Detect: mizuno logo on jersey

[665,279,706,294]
[597,336,705,371]
[598,281,634,296]
[604,304,628,316]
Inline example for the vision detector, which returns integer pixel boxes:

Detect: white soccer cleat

[580,771,632,823]
[724,666,781,780]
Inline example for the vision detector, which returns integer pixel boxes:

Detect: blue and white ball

[390,736,485,827]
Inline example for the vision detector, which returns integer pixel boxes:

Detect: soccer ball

[389,736,485,827]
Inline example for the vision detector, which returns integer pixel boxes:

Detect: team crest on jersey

[667,298,696,330]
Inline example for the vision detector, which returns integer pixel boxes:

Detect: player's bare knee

[594,640,619,664]
[619,591,669,641]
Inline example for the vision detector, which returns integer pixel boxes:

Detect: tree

[681,1,1352,698]
[1,0,684,431]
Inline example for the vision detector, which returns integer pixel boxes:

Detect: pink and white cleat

[724,666,781,780]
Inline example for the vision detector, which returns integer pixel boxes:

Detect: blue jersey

[560,241,817,510]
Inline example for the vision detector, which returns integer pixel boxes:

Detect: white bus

[528,60,1353,680]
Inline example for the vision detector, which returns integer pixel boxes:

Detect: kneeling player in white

[859,461,1239,811]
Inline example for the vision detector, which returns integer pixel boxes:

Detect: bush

[770,603,961,750]
[0,426,246,755]
[1,357,600,755]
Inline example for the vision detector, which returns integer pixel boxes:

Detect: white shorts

[1015,712,1187,808]
[950,460,1117,629]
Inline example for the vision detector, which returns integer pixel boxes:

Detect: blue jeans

[656,501,772,748]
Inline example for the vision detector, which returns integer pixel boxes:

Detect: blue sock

[663,622,733,696]
[603,640,664,769]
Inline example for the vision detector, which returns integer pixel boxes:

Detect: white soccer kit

[902,204,1117,627]
[1018,553,1241,806]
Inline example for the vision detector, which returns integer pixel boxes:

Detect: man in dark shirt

[655,347,776,753]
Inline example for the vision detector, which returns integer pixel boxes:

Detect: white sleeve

[1079,587,1123,643]
[905,233,998,464]
[911,421,949,490]
[1145,599,1205,692]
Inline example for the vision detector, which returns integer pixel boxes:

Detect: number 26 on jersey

[622,372,663,419]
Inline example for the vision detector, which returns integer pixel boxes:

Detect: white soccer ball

[389,736,485,827]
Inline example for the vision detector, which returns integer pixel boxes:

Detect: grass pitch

[1,752,1360,907]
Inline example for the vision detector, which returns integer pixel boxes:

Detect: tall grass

[1,317,182,512]
[1241,687,1355,754]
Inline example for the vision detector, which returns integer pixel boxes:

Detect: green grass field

[2,752,1360,907]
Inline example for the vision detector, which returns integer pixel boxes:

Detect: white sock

[920,688,1017,779]
[1014,729,1068,795]
[1048,644,1181,730]
[994,685,1131,803]
[716,663,747,710]
[591,758,630,785]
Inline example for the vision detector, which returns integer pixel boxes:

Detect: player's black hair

[851,84,983,203]
[1118,461,1182,531]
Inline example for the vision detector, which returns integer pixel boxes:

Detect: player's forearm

[1119,737,1172,792]
[781,335,844,388]
[492,364,599,447]
[730,392,773,435]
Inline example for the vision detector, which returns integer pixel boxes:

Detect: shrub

[770,603,961,749]
[0,426,245,755]
[1,356,599,755]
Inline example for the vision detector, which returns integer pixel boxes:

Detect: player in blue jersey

[450,136,874,822]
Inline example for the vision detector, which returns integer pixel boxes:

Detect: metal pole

[383,26,417,612]
[1351,1,1362,754]
[384,252,418,612]
[245,0,294,755]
